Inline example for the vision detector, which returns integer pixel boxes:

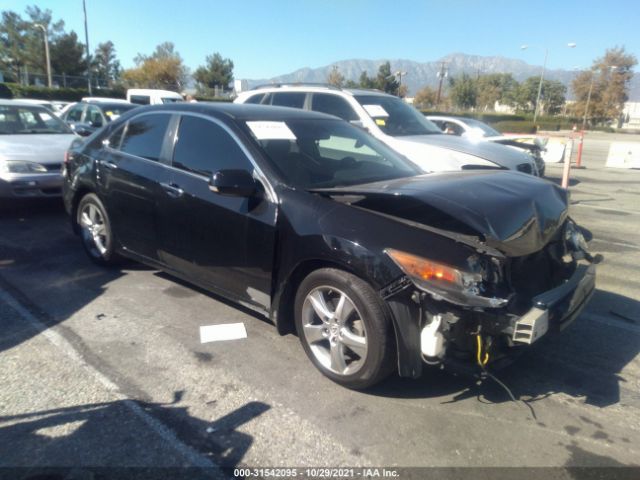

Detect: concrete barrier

[606,142,640,169]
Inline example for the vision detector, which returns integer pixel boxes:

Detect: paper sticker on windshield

[363,104,389,118]
[247,121,296,140]
[375,118,386,126]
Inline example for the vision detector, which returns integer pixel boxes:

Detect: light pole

[33,23,52,88]
[521,43,576,124]
[435,62,448,109]
[83,0,92,94]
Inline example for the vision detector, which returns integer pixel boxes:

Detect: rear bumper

[0,173,63,198]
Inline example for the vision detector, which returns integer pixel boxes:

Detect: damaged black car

[63,103,598,389]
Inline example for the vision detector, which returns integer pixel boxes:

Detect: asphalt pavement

[1,132,639,478]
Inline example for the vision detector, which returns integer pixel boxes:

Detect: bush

[491,121,537,134]
[0,82,126,101]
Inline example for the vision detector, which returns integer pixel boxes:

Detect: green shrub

[491,121,537,134]
[0,82,126,101]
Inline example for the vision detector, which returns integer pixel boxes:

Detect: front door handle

[101,160,117,169]
[160,182,184,198]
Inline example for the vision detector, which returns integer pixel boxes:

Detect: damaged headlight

[565,220,589,254]
[385,249,507,308]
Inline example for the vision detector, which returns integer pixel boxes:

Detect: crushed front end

[382,218,599,378]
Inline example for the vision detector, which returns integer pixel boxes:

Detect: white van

[126,89,184,106]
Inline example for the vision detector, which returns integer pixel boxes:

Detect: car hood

[388,134,532,171]
[0,134,77,164]
[313,171,569,257]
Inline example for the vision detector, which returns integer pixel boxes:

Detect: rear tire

[76,193,121,266]
[294,268,395,389]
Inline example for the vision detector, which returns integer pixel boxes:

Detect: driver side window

[172,115,252,177]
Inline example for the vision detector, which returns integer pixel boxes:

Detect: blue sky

[4,0,639,78]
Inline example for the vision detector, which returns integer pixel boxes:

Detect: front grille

[516,163,533,174]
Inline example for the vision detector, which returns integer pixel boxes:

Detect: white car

[235,85,538,175]
[0,100,77,198]
[427,115,547,176]
[126,89,184,105]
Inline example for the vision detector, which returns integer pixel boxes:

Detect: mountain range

[246,53,640,101]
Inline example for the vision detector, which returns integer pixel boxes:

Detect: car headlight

[386,249,507,308]
[1,161,48,174]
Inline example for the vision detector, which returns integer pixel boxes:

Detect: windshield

[354,94,443,137]
[462,118,502,137]
[245,118,420,189]
[0,105,73,134]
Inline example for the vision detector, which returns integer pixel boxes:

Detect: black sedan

[63,103,598,389]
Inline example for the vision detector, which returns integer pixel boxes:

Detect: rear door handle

[160,182,184,198]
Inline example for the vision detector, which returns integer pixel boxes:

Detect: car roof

[246,84,391,98]
[136,102,341,122]
[0,99,51,108]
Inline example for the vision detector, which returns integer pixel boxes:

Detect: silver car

[0,100,77,198]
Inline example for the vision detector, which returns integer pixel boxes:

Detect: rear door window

[119,114,170,162]
[172,115,252,177]
[244,93,266,104]
[130,95,151,105]
[311,93,358,121]
[271,92,306,109]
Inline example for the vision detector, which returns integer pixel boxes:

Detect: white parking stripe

[200,323,247,343]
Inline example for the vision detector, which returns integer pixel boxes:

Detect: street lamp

[33,23,52,88]
[521,43,576,124]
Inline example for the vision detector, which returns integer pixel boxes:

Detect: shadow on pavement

[367,288,640,410]
[0,391,269,478]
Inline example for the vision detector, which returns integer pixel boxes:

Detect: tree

[571,46,637,124]
[357,71,376,89]
[92,41,121,87]
[122,42,188,91]
[326,65,344,87]
[0,11,28,81]
[449,73,477,110]
[193,52,234,93]
[50,31,86,77]
[514,77,566,115]
[476,73,518,111]
[375,61,399,94]
[413,86,438,109]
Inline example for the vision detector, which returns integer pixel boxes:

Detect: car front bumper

[0,172,63,198]
[385,262,596,379]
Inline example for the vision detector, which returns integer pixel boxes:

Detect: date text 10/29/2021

[233,468,400,478]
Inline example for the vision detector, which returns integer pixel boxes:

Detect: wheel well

[70,187,93,234]
[274,259,368,336]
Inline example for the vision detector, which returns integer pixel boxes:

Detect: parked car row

[427,115,547,176]
[235,85,541,176]
[60,101,598,389]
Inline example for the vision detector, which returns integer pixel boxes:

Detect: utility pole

[83,0,92,94]
[394,70,407,96]
[582,72,595,130]
[436,62,448,109]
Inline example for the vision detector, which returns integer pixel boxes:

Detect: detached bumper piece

[533,263,596,331]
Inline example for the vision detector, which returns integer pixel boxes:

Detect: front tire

[294,268,395,389]
[76,193,121,266]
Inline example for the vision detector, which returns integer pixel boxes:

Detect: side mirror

[209,169,256,197]
[89,120,103,128]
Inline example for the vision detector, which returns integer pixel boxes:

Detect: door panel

[100,113,172,260]
[158,115,277,310]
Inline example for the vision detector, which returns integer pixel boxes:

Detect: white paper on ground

[246,121,296,140]
[362,104,389,118]
[200,323,247,343]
